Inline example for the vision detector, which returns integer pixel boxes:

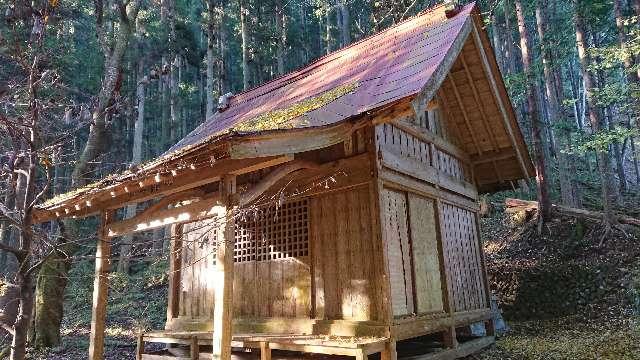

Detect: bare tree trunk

[240,0,250,90]
[337,0,350,47]
[573,0,616,229]
[205,0,217,119]
[490,9,505,73]
[118,21,146,273]
[503,0,518,74]
[11,44,42,359]
[614,0,640,135]
[631,135,640,184]
[275,0,286,75]
[168,0,179,145]
[298,3,309,64]
[515,0,552,231]
[71,3,140,186]
[0,156,18,276]
[218,4,228,95]
[325,4,332,54]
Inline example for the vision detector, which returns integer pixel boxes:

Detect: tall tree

[535,0,580,207]
[118,17,148,273]
[573,0,617,234]
[337,0,351,47]
[515,0,552,231]
[240,0,251,90]
[614,0,640,135]
[206,0,219,119]
[275,0,287,75]
[32,0,142,348]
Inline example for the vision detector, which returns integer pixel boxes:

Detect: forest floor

[19,199,640,359]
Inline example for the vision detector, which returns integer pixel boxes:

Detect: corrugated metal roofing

[168,2,476,153]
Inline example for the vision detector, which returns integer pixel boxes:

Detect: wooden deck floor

[137,331,494,360]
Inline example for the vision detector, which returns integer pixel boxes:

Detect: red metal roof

[169,2,476,153]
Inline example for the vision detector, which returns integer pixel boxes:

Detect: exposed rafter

[447,74,483,156]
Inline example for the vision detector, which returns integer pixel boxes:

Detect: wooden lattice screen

[193,198,310,265]
[234,199,310,263]
[440,203,487,312]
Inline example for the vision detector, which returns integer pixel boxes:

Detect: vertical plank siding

[407,194,444,314]
[310,185,382,321]
[380,189,415,317]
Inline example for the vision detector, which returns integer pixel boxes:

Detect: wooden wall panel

[407,194,444,314]
[176,201,312,322]
[440,203,487,312]
[380,189,415,317]
[310,185,381,321]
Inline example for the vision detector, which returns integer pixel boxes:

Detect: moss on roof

[232,82,359,133]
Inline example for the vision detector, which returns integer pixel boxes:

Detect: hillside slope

[476,208,640,359]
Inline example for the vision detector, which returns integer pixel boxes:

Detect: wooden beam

[470,148,516,165]
[211,175,237,360]
[106,161,318,237]
[379,168,479,211]
[470,16,532,180]
[380,340,397,360]
[190,336,199,360]
[106,193,223,237]
[136,334,144,360]
[34,155,293,223]
[88,210,114,360]
[378,149,478,200]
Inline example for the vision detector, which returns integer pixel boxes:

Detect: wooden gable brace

[106,160,318,237]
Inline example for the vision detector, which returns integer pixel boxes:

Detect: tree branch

[0,241,26,259]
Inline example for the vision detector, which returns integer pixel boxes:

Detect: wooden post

[381,340,397,360]
[136,334,144,360]
[191,336,200,360]
[89,210,114,360]
[167,224,183,323]
[434,199,458,349]
[260,341,271,360]
[355,349,367,360]
[212,175,237,360]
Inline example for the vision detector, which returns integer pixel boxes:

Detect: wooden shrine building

[33,2,533,360]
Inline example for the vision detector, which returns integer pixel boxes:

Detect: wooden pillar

[136,334,144,360]
[260,342,271,360]
[89,210,114,360]
[212,175,237,360]
[381,340,397,360]
[167,224,183,322]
